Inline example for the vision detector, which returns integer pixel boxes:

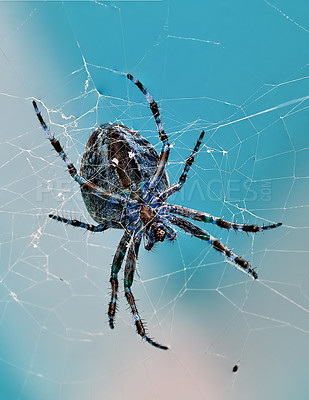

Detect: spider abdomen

[80,123,169,224]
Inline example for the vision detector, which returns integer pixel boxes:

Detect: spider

[33,74,282,350]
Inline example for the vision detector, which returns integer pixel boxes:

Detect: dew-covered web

[0,1,309,399]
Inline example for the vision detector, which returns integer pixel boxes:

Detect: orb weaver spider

[33,74,282,350]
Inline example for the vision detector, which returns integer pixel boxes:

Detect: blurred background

[0,1,308,399]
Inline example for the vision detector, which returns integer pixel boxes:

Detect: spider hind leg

[33,101,79,180]
[33,101,127,206]
[108,230,132,328]
[159,130,205,201]
[49,214,110,232]
[124,235,168,350]
[127,74,170,190]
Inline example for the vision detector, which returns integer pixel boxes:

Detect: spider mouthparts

[153,226,166,242]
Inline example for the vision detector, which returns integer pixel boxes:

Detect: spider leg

[108,229,133,328]
[33,101,132,207]
[48,214,122,231]
[154,219,177,242]
[162,223,177,241]
[143,228,155,251]
[166,214,258,279]
[143,221,176,251]
[127,74,170,190]
[166,205,282,232]
[159,131,205,201]
[124,234,168,350]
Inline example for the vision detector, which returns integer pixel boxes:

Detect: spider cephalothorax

[33,73,282,350]
[139,205,167,242]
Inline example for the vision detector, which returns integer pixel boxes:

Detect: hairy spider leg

[48,214,122,231]
[159,131,205,201]
[162,223,177,241]
[144,228,155,251]
[126,74,170,190]
[108,229,133,328]
[166,214,258,279]
[33,101,132,207]
[124,235,168,350]
[166,205,282,233]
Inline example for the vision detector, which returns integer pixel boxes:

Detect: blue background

[0,1,308,399]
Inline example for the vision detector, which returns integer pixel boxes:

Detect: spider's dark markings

[33,74,282,350]
[108,127,142,189]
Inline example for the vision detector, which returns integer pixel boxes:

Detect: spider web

[0,1,309,399]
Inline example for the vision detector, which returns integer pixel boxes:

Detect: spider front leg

[108,229,133,328]
[124,234,168,350]
[166,205,282,233]
[167,214,258,279]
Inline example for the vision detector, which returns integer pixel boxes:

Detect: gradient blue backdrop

[0,1,308,399]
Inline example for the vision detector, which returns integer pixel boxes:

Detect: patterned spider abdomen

[80,123,169,225]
